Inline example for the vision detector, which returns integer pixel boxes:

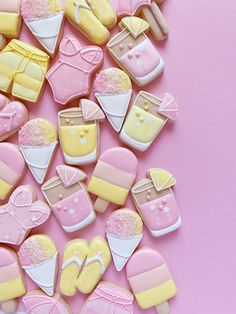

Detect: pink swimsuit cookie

[46,35,104,105]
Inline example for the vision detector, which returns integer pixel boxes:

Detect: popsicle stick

[156,301,169,314]
[94,198,109,212]
[1,299,18,313]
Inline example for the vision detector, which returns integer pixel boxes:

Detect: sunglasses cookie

[132,168,181,237]
[58,100,105,166]
[120,91,178,152]
[0,1,22,38]
[42,165,96,233]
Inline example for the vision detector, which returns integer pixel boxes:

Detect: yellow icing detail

[60,240,88,297]
[120,17,149,38]
[59,124,97,157]
[118,70,132,93]
[35,235,57,258]
[0,276,26,302]
[0,180,12,200]
[135,279,177,309]
[133,213,143,234]
[124,106,165,143]
[88,176,129,205]
[0,13,21,38]
[40,119,57,144]
[148,168,176,191]
[48,0,63,13]
[65,0,110,45]
[88,0,116,27]
[77,237,111,294]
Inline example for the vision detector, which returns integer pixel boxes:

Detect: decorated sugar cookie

[58,100,105,165]
[18,235,58,296]
[94,68,132,132]
[120,91,178,152]
[106,209,143,271]
[21,0,65,56]
[19,119,58,184]
[60,237,111,296]
[42,165,96,233]
[132,168,181,237]
[0,1,22,38]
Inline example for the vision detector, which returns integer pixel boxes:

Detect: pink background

[1,0,235,313]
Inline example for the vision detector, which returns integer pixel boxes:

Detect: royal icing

[80,99,105,122]
[0,35,6,50]
[0,1,22,38]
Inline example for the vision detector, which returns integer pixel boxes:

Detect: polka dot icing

[21,0,63,21]
[106,209,143,237]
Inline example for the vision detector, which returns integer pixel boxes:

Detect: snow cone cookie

[132,168,181,237]
[106,209,143,271]
[0,246,26,314]
[0,185,51,245]
[0,35,6,50]
[21,0,65,56]
[120,91,178,152]
[19,119,58,184]
[87,147,138,213]
[42,165,96,233]
[46,35,104,105]
[107,17,164,86]
[0,96,28,142]
[18,235,58,296]
[94,68,132,132]
[0,143,26,200]
[23,290,72,314]
[58,100,105,166]
[80,282,134,314]
[0,1,22,38]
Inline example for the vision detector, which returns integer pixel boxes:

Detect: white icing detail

[119,128,151,152]
[150,204,156,211]
[63,146,97,165]
[163,207,170,213]
[150,216,182,237]
[84,252,106,274]
[74,1,91,24]
[134,57,165,86]
[61,255,83,270]
[69,208,75,215]
[80,138,87,144]
[62,210,96,233]
[69,130,76,136]
[146,116,153,124]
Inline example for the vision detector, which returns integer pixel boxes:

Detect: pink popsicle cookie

[106,209,143,271]
[0,1,22,38]
[42,165,96,233]
[0,95,28,142]
[80,281,134,314]
[0,142,26,200]
[46,35,104,105]
[87,147,138,212]
[126,247,177,313]
[18,234,58,296]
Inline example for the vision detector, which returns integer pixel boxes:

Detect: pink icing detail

[0,247,16,267]
[80,99,105,122]
[157,93,178,121]
[0,94,9,109]
[0,1,22,13]
[117,0,151,17]
[23,295,69,314]
[139,192,179,231]
[46,35,103,105]
[126,248,165,278]
[0,186,51,246]
[0,160,21,185]
[21,0,63,21]
[56,165,87,187]
[0,262,21,283]
[0,143,25,177]
[120,39,161,79]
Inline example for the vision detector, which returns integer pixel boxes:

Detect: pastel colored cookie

[126,247,177,312]
[23,290,72,314]
[19,118,58,184]
[94,67,132,132]
[107,17,164,86]
[65,0,116,45]
[80,281,134,314]
[42,165,96,233]
[0,246,26,314]
[18,234,58,296]
[106,208,143,271]
[0,94,28,142]
[120,91,178,151]
[46,35,103,105]
[58,100,105,165]
[0,142,26,200]
[87,147,138,212]
[21,0,65,56]
[0,39,49,102]
[60,237,111,296]
[0,34,6,50]
[0,1,22,38]
[0,185,51,245]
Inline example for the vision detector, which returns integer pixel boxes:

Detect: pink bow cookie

[0,185,51,245]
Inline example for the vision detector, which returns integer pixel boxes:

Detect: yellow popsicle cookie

[0,1,22,38]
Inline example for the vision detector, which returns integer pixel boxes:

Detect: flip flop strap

[85,252,106,273]
[61,255,83,269]
[74,1,91,24]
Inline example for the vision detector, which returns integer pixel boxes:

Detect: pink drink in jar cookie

[46,35,104,105]
[42,165,96,233]
[132,168,181,237]
[80,282,134,314]
[107,17,164,86]
[0,246,26,313]
[58,100,105,166]
[0,1,22,38]
[18,234,58,296]
[0,142,26,200]
[21,0,64,56]
[120,91,178,152]
[87,147,138,213]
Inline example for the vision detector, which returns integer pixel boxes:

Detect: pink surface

[0,0,235,312]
